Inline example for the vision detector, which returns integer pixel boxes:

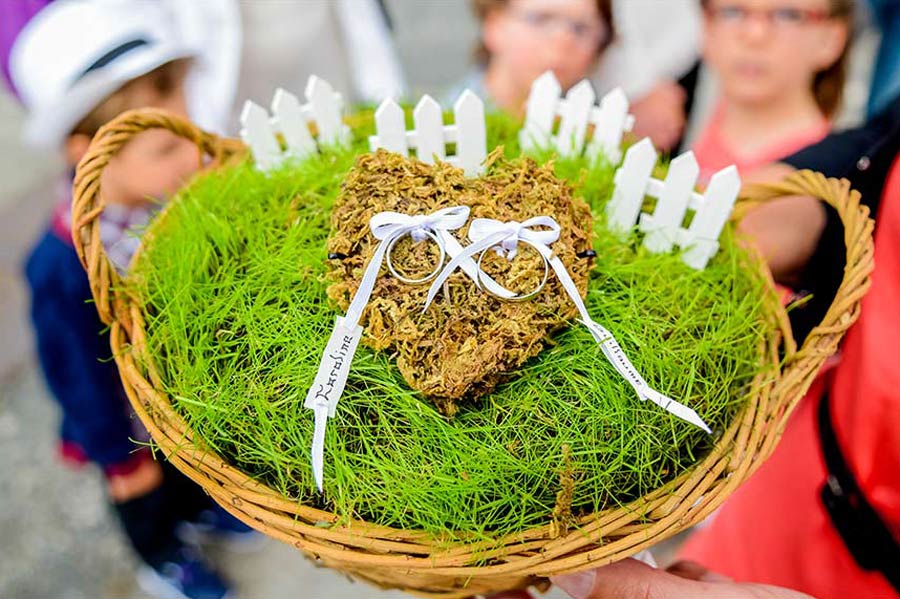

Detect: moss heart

[326,150,594,415]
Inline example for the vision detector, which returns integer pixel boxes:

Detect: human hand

[629,80,687,152]
[489,558,814,598]
[737,162,825,283]
[107,457,163,502]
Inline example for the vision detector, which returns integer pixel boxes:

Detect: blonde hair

[471,0,615,65]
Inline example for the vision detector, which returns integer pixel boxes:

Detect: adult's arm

[741,99,900,343]
[737,163,825,284]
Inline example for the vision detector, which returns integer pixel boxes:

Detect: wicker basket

[72,109,874,598]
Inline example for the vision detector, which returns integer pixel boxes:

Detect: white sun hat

[9,0,203,149]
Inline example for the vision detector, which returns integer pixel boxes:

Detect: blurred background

[0,1,883,597]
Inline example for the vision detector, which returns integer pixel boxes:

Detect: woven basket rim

[71,108,875,598]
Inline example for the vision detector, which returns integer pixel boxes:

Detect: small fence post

[606,138,658,233]
[453,90,487,176]
[413,95,445,164]
[305,75,350,146]
[609,140,741,269]
[519,72,634,162]
[370,98,408,156]
[587,88,634,163]
[239,101,281,171]
[640,152,700,253]
[369,91,487,177]
[679,165,741,269]
[554,80,595,157]
[519,71,562,152]
[271,88,315,159]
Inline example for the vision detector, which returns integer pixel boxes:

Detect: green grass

[127,114,772,541]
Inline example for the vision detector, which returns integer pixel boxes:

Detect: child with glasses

[455,0,614,116]
[691,0,852,183]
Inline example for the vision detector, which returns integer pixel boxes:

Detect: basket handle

[71,108,245,326]
[737,169,875,379]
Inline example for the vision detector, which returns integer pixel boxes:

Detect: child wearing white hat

[6,1,248,598]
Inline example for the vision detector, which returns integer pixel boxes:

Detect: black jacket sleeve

[780,97,900,344]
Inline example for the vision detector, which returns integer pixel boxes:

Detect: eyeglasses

[706,4,832,28]
[508,9,608,49]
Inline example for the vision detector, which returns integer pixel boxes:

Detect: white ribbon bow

[349,206,469,324]
[425,216,712,433]
[306,205,513,492]
[424,216,558,308]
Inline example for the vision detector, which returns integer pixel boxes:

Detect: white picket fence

[239,75,351,171]
[368,90,487,177]
[519,71,635,163]
[606,138,741,270]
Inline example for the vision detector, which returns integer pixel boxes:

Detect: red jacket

[679,155,900,598]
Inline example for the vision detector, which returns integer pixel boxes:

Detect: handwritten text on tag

[304,316,363,418]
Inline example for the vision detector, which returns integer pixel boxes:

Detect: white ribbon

[424,216,558,308]
[425,216,712,433]
[349,206,469,323]
[306,205,513,492]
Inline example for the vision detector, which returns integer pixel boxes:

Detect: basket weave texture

[71,109,875,598]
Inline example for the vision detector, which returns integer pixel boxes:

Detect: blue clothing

[25,226,138,470]
[867,0,900,117]
[26,219,234,577]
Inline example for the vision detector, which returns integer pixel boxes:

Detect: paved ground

[2,354,444,599]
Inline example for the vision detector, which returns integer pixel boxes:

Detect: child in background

[458,0,615,116]
[459,0,691,152]
[692,0,851,182]
[7,2,248,597]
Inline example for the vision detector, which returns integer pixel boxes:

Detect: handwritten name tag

[304,316,363,417]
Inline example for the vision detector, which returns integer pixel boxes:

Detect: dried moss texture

[326,150,593,414]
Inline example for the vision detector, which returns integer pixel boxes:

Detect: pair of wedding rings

[385,230,550,302]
